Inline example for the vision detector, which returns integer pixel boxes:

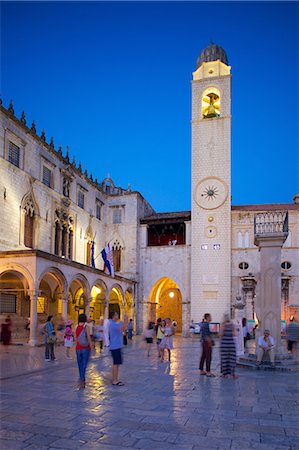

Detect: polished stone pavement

[0,337,299,450]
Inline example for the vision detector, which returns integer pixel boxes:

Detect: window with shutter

[78,191,84,209]
[113,208,121,224]
[0,294,17,313]
[113,248,121,271]
[42,166,52,187]
[8,142,20,167]
[24,213,34,248]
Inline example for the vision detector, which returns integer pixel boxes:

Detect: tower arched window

[23,195,37,248]
[85,225,94,266]
[54,209,74,259]
[202,87,221,119]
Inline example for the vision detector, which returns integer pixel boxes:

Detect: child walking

[64,320,74,359]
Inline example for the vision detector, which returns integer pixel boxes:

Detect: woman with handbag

[199,313,215,377]
[43,316,56,361]
[75,313,93,389]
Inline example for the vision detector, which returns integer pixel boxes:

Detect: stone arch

[0,263,35,292]
[68,274,90,322]
[37,267,67,293]
[0,264,34,321]
[201,86,221,119]
[108,284,124,318]
[37,267,68,319]
[148,277,183,333]
[90,279,108,322]
[124,288,134,320]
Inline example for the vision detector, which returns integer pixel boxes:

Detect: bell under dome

[196,43,229,69]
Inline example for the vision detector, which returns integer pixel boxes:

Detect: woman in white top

[159,318,175,362]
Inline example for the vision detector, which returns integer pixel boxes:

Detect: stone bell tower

[191,43,232,323]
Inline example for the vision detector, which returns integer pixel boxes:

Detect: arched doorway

[0,270,30,319]
[68,277,89,323]
[149,277,183,332]
[124,288,134,320]
[38,269,66,324]
[90,282,106,322]
[108,286,123,318]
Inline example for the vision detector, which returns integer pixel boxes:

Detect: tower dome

[196,43,228,69]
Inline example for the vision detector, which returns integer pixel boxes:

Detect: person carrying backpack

[75,313,93,389]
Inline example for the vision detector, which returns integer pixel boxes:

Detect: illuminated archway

[38,268,67,320]
[90,281,107,322]
[149,277,182,332]
[108,286,123,318]
[0,270,30,319]
[124,288,134,320]
[202,87,221,119]
[68,276,89,323]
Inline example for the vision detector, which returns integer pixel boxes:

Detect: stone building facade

[0,43,298,341]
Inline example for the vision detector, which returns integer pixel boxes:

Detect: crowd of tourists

[1,311,299,389]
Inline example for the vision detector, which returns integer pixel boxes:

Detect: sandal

[200,370,207,375]
[112,381,125,386]
[206,373,216,377]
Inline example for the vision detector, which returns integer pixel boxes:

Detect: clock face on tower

[194,177,228,210]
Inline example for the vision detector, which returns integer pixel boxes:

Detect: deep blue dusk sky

[1,1,298,212]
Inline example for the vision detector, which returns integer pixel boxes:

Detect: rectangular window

[57,298,62,315]
[0,293,16,313]
[78,190,85,209]
[113,208,122,224]
[42,165,52,187]
[37,297,46,314]
[8,141,20,167]
[96,201,102,220]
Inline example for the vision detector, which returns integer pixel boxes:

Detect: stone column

[61,293,69,322]
[182,300,191,337]
[254,212,288,353]
[28,290,39,346]
[85,297,91,318]
[104,299,109,319]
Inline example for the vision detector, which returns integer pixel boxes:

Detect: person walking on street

[75,313,93,388]
[286,316,299,356]
[144,321,155,357]
[94,318,105,353]
[127,319,134,341]
[156,318,164,357]
[64,320,74,359]
[242,317,250,352]
[43,316,56,361]
[109,311,127,386]
[159,318,174,362]
[220,314,237,378]
[1,317,12,352]
[199,313,215,377]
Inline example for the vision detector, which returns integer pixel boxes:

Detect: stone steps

[237,353,299,372]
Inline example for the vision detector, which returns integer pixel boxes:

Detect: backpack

[77,325,89,347]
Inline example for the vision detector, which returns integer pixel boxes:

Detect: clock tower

[191,43,232,323]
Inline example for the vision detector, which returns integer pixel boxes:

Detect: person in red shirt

[75,314,93,388]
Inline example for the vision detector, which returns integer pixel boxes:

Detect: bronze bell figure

[204,93,219,119]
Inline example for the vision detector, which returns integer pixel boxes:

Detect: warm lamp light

[169,291,175,298]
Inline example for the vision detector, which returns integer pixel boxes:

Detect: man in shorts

[109,311,127,386]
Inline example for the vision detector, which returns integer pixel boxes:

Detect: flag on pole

[91,241,95,268]
[101,242,115,277]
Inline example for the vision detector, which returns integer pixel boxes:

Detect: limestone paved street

[1,337,299,450]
